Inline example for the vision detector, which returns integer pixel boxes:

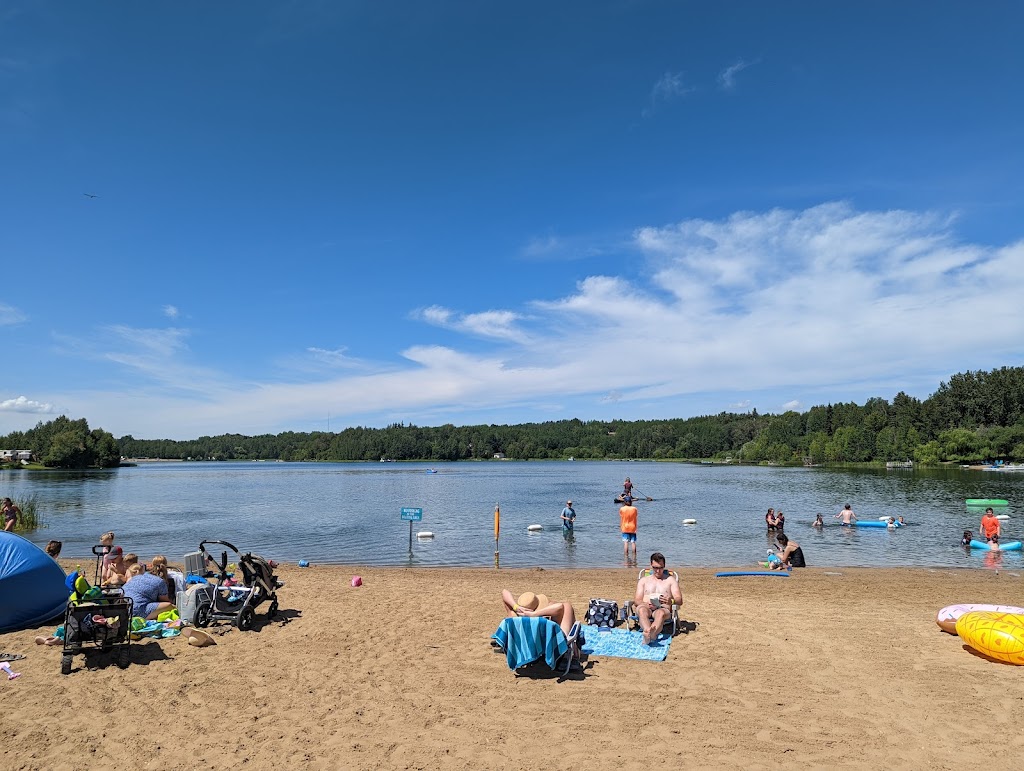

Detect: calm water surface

[4,461,1023,570]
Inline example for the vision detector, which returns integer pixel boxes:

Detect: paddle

[633,490,654,501]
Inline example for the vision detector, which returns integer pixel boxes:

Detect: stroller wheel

[268,600,278,618]
[237,606,255,632]
[195,602,212,628]
[117,646,131,669]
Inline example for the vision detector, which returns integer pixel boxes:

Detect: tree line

[3,366,1024,468]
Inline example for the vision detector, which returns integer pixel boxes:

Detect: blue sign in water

[401,507,423,521]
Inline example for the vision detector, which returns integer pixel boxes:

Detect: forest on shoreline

[3,366,1024,468]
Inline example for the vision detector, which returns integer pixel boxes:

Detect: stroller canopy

[0,532,68,633]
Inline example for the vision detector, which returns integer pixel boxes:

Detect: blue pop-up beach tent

[0,532,67,633]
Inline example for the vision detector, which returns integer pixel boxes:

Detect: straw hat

[186,628,215,647]
[517,592,550,611]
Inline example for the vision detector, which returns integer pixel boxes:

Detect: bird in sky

[83,193,99,198]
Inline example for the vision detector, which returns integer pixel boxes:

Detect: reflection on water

[3,461,1024,569]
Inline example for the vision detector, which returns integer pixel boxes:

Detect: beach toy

[956,611,1024,664]
[527,524,543,531]
[351,575,362,587]
[852,520,899,528]
[298,560,310,567]
[416,531,434,538]
[968,540,1023,552]
[682,519,697,525]
[936,603,1024,634]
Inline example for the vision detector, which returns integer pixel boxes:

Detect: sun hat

[186,628,215,647]
[516,592,539,610]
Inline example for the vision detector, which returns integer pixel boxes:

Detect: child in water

[961,530,973,547]
[812,514,824,528]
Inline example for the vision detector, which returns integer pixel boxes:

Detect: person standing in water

[561,500,576,533]
[619,496,638,563]
[834,504,857,526]
[623,477,633,497]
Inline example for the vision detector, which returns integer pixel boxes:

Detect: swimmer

[812,514,824,528]
[834,504,857,526]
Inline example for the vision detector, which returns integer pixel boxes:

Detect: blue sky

[2,1,1023,440]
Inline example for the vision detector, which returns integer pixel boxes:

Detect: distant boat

[425,469,437,474]
[567,456,575,461]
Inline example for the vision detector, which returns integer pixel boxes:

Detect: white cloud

[718,59,756,90]
[642,71,694,117]
[307,347,351,366]
[23,203,1024,439]
[781,400,802,412]
[417,305,528,343]
[163,305,179,318]
[0,395,54,414]
[0,303,27,325]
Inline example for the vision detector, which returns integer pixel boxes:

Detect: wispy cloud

[417,305,528,343]
[781,400,802,412]
[642,71,694,118]
[163,305,179,319]
[718,59,756,90]
[26,203,1024,438]
[0,395,54,414]
[0,303,27,325]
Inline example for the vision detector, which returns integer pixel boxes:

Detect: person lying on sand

[501,590,577,637]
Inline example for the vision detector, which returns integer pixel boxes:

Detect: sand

[2,564,1024,770]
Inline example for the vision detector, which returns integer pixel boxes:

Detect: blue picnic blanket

[580,625,671,661]
[492,617,568,670]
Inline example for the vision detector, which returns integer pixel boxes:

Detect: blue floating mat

[580,625,671,661]
[969,540,1023,552]
[715,571,789,578]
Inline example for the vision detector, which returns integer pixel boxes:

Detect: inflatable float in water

[527,524,543,532]
[416,531,434,539]
[853,520,900,528]
[682,518,697,525]
[968,540,1023,551]
[956,611,1024,665]
[936,603,1024,634]
[966,499,1008,507]
[715,571,789,578]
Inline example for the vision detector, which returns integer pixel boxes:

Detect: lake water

[4,461,1023,570]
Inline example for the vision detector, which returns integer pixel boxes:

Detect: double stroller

[191,540,284,632]
[61,545,133,675]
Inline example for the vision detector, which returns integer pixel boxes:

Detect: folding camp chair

[624,567,681,638]
[491,616,582,678]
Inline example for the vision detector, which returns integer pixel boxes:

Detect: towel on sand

[491,617,568,670]
[580,625,671,661]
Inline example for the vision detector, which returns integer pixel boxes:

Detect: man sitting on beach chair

[633,552,682,645]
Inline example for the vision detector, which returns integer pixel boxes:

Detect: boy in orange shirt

[619,496,638,562]
[980,507,1001,547]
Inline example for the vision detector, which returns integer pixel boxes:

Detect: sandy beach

[2,564,1024,770]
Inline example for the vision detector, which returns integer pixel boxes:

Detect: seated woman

[500,590,577,637]
[770,533,806,569]
[121,563,175,620]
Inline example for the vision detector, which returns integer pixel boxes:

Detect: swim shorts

[621,532,637,543]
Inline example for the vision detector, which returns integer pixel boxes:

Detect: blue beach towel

[580,625,671,661]
[492,617,568,670]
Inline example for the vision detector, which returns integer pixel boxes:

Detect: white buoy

[527,524,543,531]
[996,514,1011,521]
[682,518,697,525]
[878,516,889,521]
[416,531,434,538]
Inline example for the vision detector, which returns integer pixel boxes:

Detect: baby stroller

[61,545,133,675]
[193,540,283,632]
